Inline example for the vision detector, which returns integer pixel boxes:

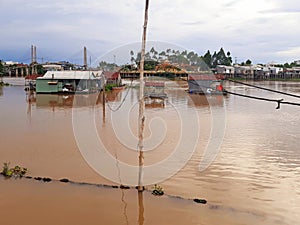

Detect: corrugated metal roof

[38,70,103,80]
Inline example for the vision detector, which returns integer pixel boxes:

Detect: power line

[226,78,300,99]
[224,90,300,109]
[106,79,134,112]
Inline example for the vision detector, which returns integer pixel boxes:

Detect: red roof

[103,71,120,80]
[25,74,43,80]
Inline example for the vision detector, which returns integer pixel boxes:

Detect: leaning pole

[138,0,150,192]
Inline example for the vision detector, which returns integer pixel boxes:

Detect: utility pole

[137,0,149,192]
[83,46,87,70]
[31,45,37,74]
[31,45,34,64]
[34,46,37,63]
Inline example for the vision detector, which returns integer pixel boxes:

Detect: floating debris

[120,185,130,189]
[59,178,70,183]
[193,198,207,204]
[1,165,210,206]
[42,177,52,182]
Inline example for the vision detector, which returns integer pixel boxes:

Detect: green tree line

[98,48,299,71]
[0,60,4,76]
[129,47,233,68]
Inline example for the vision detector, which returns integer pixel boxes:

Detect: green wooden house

[36,70,105,94]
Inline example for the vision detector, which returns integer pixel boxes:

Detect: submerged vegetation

[152,184,164,196]
[0,81,9,86]
[1,162,27,178]
[0,162,209,204]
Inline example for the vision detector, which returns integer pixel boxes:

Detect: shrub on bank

[105,84,118,91]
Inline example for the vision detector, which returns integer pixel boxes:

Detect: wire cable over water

[225,79,300,109]
[224,90,300,109]
[226,79,300,99]
[106,79,134,112]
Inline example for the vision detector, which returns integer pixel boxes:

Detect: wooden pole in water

[102,90,106,124]
[138,191,144,225]
[138,0,149,192]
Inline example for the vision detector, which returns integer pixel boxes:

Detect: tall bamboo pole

[138,0,149,192]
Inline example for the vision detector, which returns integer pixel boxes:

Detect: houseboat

[25,74,43,91]
[36,70,105,94]
[187,73,226,95]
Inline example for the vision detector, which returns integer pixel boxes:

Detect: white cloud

[0,0,299,64]
[276,47,300,59]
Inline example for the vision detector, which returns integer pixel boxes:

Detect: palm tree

[150,47,155,59]
[159,51,166,61]
[166,49,171,57]
[130,50,135,64]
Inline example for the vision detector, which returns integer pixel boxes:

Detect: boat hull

[188,73,226,95]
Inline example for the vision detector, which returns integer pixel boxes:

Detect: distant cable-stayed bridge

[5,45,100,66]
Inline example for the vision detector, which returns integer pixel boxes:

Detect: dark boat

[187,73,226,95]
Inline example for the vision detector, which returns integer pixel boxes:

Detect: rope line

[226,79,300,99]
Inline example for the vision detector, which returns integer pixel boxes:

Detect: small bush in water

[105,84,118,91]
[1,162,27,178]
[152,184,164,196]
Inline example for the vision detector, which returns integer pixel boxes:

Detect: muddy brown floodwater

[0,79,300,225]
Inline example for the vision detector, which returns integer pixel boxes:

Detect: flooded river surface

[0,79,300,224]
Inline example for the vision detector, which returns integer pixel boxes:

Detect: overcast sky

[0,0,300,65]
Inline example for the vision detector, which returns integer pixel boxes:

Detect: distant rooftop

[103,71,120,80]
[38,70,103,80]
[5,61,19,65]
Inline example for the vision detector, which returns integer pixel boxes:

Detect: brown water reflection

[0,81,300,225]
[187,94,224,107]
[1,177,270,225]
[35,93,103,108]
